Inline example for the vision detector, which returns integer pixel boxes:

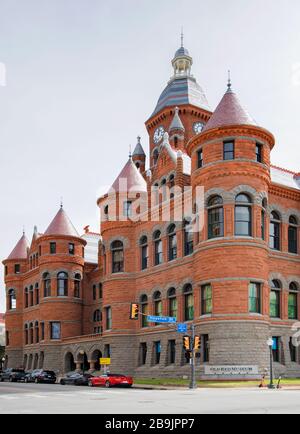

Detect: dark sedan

[0,368,26,383]
[60,372,94,386]
[25,369,56,384]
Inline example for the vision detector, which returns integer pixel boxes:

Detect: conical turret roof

[110,157,147,193]
[203,87,257,133]
[169,107,185,132]
[132,137,146,157]
[44,207,79,237]
[7,233,29,260]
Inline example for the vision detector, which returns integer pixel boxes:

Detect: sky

[0,0,300,311]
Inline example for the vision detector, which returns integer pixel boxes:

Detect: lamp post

[267,338,275,389]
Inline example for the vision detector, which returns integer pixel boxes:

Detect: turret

[37,206,87,341]
[132,136,146,173]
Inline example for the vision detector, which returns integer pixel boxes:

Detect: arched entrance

[23,355,28,370]
[91,350,102,372]
[39,352,44,369]
[33,354,39,370]
[65,352,76,373]
[76,351,90,373]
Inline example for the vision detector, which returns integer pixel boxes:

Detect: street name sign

[147,316,177,324]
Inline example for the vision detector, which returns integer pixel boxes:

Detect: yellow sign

[100,358,111,365]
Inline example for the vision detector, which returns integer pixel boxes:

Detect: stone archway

[76,351,90,373]
[23,355,28,370]
[65,352,76,374]
[28,354,33,371]
[33,354,39,370]
[39,352,44,369]
[90,349,102,372]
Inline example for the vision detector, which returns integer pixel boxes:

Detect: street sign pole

[189,324,197,390]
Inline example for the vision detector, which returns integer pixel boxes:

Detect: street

[1,382,300,414]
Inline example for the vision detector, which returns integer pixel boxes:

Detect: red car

[88,373,133,388]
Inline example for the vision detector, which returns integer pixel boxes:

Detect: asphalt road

[1,382,300,414]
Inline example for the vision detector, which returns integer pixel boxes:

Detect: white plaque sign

[205,366,259,376]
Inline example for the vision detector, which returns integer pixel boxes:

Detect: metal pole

[269,346,275,389]
[189,324,197,390]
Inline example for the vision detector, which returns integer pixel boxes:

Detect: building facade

[0,313,5,369]
[2,42,300,379]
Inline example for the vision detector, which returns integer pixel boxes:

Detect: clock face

[153,126,165,144]
[193,122,205,134]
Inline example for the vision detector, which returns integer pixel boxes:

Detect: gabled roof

[44,207,79,238]
[110,158,147,193]
[203,88,257,132]
[7,234,29,260]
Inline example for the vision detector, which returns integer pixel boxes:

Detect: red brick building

[2,42,300,379]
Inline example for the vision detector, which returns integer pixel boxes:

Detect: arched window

[25,287,29,308]
[183,284,194,321]
[93,310,101,322]
[35,321,39,343]
[8,289,16,310]
[161,178,167,201]
[29,323,34,345]
[168,224,177,261]
[35,283,39,305]
[289,283,299,320]
[140,236,149,270]
[261,199,267,240]
[74,274,81,298]
[288,216,298,254]
[235,194,252,236]
[153,291,162,317]
[208,196,224,239]
[140,295,148,328]
[269,211,281,251]
[168,288,177,319]
[270,280,281,319]
[104,205,109,221]
[57,272,68,297]
[111,241,124,273]
[154,231,163,266]
[24,324,28,345]
[43,273,51,298]
[183,220,194,256]
[29,285,34,307]
[169,174,175,189]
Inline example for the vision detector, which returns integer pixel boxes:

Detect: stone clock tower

[145,40,212,168]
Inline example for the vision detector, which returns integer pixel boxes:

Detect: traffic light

[194,336,201,351]
[130,303,139,320]
[183,336,191,351]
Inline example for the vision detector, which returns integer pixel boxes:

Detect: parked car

[60,372,94,386]
[0,368,26,383]
[88,374,133,388]
[24,369,56,384]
